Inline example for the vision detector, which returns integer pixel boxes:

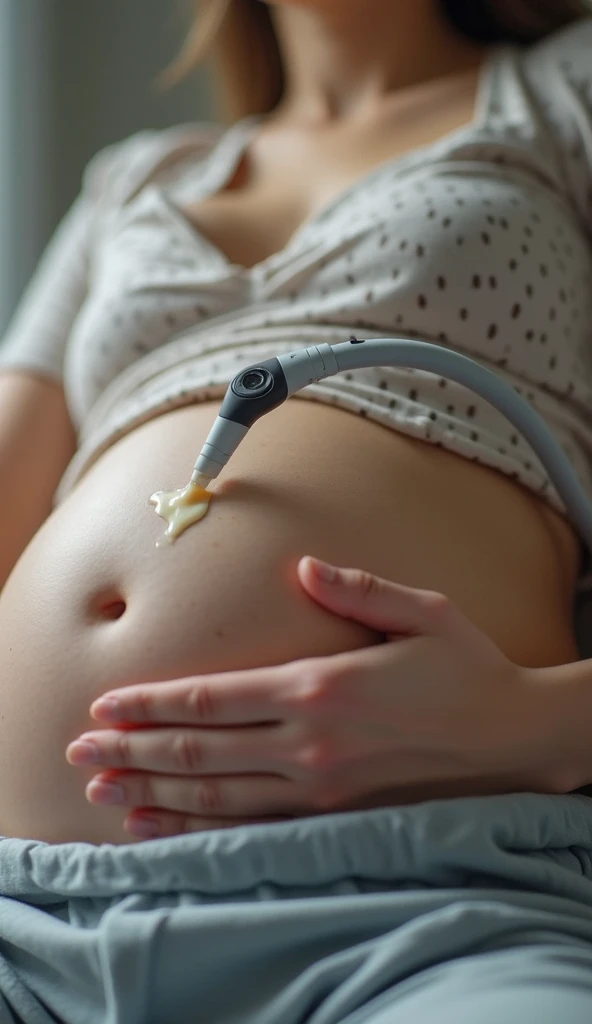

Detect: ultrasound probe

[190,336,592,557]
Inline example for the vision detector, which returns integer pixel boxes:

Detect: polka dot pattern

[3,21,592,598]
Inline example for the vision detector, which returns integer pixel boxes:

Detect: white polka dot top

[2,18,592,585]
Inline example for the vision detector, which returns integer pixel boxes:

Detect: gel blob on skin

[149,337,592,557]
[149,472,213,547]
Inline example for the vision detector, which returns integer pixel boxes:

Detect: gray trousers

[352,942,592,1022]
[1,792,592,1023]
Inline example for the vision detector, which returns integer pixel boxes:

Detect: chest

[180,81,478,269]
[69,153,592,430]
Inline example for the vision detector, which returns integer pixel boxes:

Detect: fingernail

[66,740,101,765]
[310,558,337,583]
[90,696,121,721]
[86,780,125,806]
[127,817,161,839]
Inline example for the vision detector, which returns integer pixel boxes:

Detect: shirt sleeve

[524,16,592,235]
[0,122,223,387]
[0,144,119,385]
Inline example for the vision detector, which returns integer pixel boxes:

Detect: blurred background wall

[0,0,214,336]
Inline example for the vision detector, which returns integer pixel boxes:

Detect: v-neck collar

[157,43,511,278]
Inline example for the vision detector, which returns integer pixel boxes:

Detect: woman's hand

[65,557,552,840]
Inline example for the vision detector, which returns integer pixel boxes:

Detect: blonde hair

[163,0,590,122]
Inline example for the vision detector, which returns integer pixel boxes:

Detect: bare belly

[0,398,581,845]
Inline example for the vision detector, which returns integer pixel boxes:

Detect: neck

[269,0,490,123]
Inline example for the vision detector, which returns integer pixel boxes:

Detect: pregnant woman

[1,0,592,851]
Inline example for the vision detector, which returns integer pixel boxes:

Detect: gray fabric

[0,793,592,1022]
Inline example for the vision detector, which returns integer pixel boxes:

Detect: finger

[123,809,294,841]
[67,724,294,775]
[297,556,454,637]
[85,769,306,818]
[89,666,294,726]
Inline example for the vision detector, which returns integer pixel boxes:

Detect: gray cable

[193,335,592,557]
[329,338,592,553]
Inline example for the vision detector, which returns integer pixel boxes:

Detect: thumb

[297,556,448,637]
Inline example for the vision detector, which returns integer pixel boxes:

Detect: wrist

[518,658,592,795]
